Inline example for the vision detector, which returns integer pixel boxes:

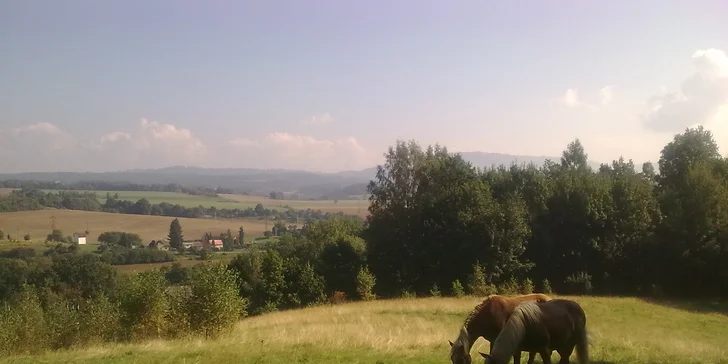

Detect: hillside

[4,296,726,364]
[0,152,608,199]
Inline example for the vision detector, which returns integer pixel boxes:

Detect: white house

[73,233,87,245]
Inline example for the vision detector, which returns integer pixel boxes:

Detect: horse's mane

[463,294,497,330]
[490,301,543,361]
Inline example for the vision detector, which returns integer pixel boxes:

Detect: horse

[449,293,552,364]
[478,299,589,364]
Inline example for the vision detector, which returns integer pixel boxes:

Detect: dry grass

[2,296,726,363]
[222,194,370,217]
[0,210,269,243]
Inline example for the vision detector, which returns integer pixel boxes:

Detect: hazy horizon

[2,1,728,173]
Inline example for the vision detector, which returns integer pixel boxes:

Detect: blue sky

[2,1,728,172]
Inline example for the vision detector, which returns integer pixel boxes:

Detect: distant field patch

[0,188,14,196]
[222,194,370,217]
[0,210,270,244]
[44,190,254,209]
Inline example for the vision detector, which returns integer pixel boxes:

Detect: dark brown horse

[478,299,589,364]
[449,293,552,364]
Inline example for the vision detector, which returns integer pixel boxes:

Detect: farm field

[0,210,270,244]
[1,295,725,364]
[222,194,370,217]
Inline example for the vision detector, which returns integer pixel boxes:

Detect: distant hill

[0,152,606,199]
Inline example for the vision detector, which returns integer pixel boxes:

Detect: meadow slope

[0,210,269,243]
[2,296,726,364]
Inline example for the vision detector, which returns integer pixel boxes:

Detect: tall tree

[168,218,183,250]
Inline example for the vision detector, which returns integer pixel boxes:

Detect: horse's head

[448,326,472,364]
[479,352,505,364]
[448,340,472,364]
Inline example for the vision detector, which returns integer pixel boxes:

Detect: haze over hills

[0,152,609,199]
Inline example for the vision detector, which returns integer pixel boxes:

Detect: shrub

[284,260,326,308]
[80,294,120,343]
[399,290,416,299]
[565,272,593,295]
[467,262,497,296]
[0,229,4,241]
[498,278,520,295]
[429,283,441,297]
[329,291,348,305]
[541,279,553,294]
[116,270,169,340]
[521,278,535,295]
[185,263,246,338]
[23,234,30,241]
[355,266,377,301]
[452,280,465,297]
[0,288,48,355]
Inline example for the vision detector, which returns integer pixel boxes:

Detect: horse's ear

[448,340,454,347]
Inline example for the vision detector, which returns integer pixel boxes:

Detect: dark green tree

[168,219,183,250]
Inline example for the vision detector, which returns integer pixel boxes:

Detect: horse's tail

[575,326,589,364]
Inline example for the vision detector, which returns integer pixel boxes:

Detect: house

[148,240,170,251]
[208,239,224,250]
[73,233,87,245]
[183,241,204,250]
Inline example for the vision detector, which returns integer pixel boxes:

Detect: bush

[565,272,593,295]
[284,260,326,308]
[23,234,30,241]
[452,280,465,297]
[185,263,247,338]
[329,291,348,305]
[0,229,4,241]
[98,231,142,248]
[429,283,441,297]
[399,290,416,299]
[355,266,377,301]
[467,262,497,296]
[541,279,553,294]
[0,288,48,355]
[116,270,169,340]
[521,278,535,295]
[498,278,520,295]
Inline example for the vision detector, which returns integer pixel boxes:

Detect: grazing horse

[478,299,589,364]
[449,293,552,364]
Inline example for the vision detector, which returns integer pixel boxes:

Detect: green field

[1,296,725,363]
[0,188,370,216]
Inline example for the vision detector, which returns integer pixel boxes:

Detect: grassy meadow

[0,209,270,244]
[1,295,725,364]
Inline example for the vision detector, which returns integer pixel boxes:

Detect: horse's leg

[526,351,536,364]
[513,350,521,364]
[557,345,575,364]
[539,348,552,364]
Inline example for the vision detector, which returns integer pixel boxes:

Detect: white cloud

[99,131,131,145]
[643,48,728,133]
[301,113,334,125]
[559,88,581,108]
[228,132,376,172]
[599,85,615,105]
[0,119,209,173]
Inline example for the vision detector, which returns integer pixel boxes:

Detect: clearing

[1,295,725,363]
[222,194,370,217]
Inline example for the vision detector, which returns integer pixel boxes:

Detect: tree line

[365,126,728,297]
[0,180,231,196]
[0,189,361,223]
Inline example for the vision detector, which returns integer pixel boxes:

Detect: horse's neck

[490,313,526,361]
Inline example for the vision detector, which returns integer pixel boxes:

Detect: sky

[2,0,728,173]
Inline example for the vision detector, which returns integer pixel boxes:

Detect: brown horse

[478,299,589,364]
[449,293,552,364]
